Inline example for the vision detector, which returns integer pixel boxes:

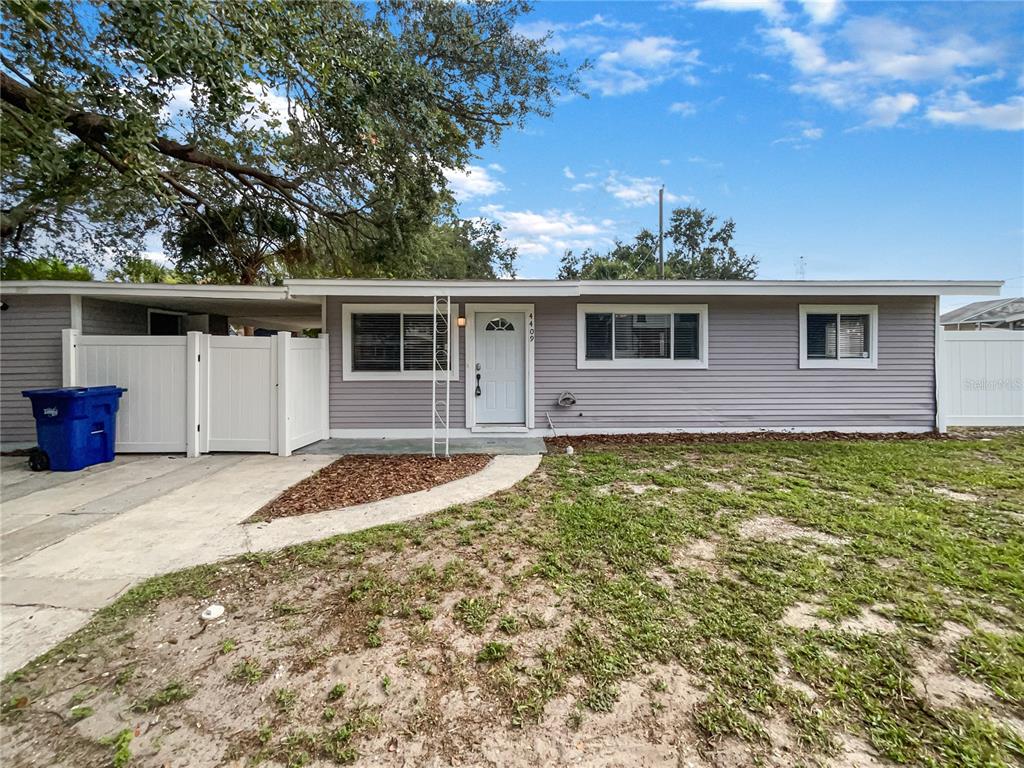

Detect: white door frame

[465,303,535,432]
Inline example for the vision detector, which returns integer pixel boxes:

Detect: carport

[1,282,327,456]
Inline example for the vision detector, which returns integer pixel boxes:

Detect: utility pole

[658,185,665,279]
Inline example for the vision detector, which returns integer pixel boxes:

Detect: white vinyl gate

[940,330,1024,427]
[63,330,328,456]
[203,336,277,452]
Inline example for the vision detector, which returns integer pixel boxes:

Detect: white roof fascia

[0,281,295,301]
[284,279,579,298]
[578,280,1003,296]
[285,279,1003,298]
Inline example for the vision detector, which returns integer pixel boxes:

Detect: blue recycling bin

[21,386,127,471]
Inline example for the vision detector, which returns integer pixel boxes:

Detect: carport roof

[0,281,323,331]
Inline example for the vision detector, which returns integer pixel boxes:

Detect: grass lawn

[2,434,1022,767]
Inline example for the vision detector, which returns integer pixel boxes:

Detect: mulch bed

[247,454,492,522]
[546,430,952,451]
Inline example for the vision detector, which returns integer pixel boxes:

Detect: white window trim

[576,303,709,370]
[341,303,460,381]
[799,304,879,369]
[465,303,535,430]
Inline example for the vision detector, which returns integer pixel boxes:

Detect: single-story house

[0,278,1004,452]
[940,297,1024,331]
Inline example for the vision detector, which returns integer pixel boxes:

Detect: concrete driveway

[0,452,334,676]
[0,450,541,677]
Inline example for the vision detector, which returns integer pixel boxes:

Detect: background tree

[168,202,309,285]
[1,0,576,280]
[559,207,758,280]
[105,255,181,284]
[0,256,93,281]
[297,203,517,280]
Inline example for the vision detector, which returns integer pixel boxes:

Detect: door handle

[475,372,481,397]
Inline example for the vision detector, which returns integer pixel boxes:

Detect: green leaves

[2,0,575,278]
[558,206,759,281]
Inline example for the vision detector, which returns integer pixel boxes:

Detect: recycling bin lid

[22,386,126,398]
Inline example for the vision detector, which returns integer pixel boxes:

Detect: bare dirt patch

[911,621,999,710]
[931,486,980,502]
[781,602,898,636]
[738,516,847,547]
[247,454,492,521]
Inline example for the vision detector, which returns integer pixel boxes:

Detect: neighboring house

[940,297,1024,331]
[0,278,1004,450]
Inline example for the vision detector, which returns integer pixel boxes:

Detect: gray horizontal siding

[81,298,149,335]
[0,294,71,446]
[326,294,937,432]
[536,296,936,430]
[328,299,467,430]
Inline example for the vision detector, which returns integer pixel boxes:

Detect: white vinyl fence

[63,330,328,456]
[940,330,1024,427]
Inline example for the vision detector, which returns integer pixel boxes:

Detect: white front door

[474,312,526,424]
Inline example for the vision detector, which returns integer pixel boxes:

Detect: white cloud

[585,36,702,96]
[773,121,823,147]
[603,173,686,208]
[762,14,1011,130]
[841,17,999,82]
[864,92,919,127]
[488,163,505,172]
[563,166,576,179]
[800,0,843,25]
[571,182,595,192]
[764,27,852,78]
[693,0,784,20]
[601,36,694,69]
[242,81,303,132]
[926,93,1024,131]
[161,80,302,134]
[669,101,698,116]
[478,204,612,258]
[443,165,506,200]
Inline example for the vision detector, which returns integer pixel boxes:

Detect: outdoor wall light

[457,315,466,327]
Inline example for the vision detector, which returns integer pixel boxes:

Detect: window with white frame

[576,304,708,369]
[343,304,458,380]
[799,305,878,369]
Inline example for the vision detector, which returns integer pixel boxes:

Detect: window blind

[614,313,670,359]
[352,314,401,371]
[806,314,838,359]
[839,314,869,358]
[673,313,700,359]
[585,313,613,360]
[403,314,447,371]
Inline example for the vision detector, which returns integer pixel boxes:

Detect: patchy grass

[2,435,1023,767]
[132,680,192,713]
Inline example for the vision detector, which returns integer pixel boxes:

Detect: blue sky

[441,0,1024,308]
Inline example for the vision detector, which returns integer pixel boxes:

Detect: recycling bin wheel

[28,448,50,472]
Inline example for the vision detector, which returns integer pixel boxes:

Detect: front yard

[2,435,1022,767]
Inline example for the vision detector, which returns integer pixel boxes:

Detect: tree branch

[1,73,301,192]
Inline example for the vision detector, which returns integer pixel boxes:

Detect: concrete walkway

[0,452,540,676]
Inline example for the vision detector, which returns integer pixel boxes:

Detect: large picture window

[343,304,458,380]
[799,305,878,369]
[576,304,708,369]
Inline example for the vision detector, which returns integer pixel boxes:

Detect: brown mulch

[247,454,492,522]
[545,430,953,451]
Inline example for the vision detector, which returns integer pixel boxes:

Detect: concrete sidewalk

[0,452,540,676]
